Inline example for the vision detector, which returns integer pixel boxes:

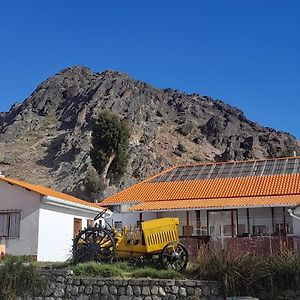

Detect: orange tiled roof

[129,195,300,211]
[0,176,102,210]
[102,156,300,210]
[102,173,300,205]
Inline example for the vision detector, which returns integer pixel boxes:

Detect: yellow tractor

[73,210,188,271]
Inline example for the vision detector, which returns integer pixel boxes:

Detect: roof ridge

[175,155,300,169]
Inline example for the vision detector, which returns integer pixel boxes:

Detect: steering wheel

[94,208,108,221]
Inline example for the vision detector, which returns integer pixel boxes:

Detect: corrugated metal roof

[0,176,103,210]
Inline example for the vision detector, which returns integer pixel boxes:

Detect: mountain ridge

[0,66,299,200]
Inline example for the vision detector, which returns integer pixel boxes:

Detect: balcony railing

[181,217,294,238]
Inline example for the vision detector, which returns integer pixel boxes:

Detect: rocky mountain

[0,66,299,200]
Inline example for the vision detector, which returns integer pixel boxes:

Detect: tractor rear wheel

[160,241,188,271]
[73,226,116,263]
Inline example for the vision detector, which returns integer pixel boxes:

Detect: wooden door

[73,218,82,238]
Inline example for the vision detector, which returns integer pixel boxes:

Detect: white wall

[0,181,40,256]
[110,211,155,229]
[157,211,187,236]
[37,203,97,261]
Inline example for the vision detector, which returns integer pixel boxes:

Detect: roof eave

[42,195,111,215]
[101,201,141,206]
[129,203,296,212]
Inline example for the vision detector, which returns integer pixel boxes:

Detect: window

[0,210,21,238]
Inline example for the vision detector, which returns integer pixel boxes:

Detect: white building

[0,175,108,261]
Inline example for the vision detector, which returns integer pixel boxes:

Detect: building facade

[0,176,107,261]
[102,157,300,255]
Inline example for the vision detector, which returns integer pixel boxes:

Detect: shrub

[268,250,300,293]
[188,246,300,300]
[0,256,46,300]
[84,165,107,196]
[189,246,264,298]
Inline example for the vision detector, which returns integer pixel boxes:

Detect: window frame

[0,210,21,239]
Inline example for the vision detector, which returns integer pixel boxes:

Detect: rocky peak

[0,66,299,200]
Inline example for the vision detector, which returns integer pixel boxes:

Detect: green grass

[33,259,73,269]
[131,267,183,279]
[71,261,185,280]
[72,261,131,278]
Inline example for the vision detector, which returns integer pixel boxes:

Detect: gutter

[41,195,112,218]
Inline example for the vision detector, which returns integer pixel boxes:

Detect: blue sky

[0,1,299,137]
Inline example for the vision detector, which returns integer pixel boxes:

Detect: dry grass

[188,245,300,299]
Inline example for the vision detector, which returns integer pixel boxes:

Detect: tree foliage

[90,111,130,184]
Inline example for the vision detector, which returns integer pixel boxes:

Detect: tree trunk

[101,153,116,185]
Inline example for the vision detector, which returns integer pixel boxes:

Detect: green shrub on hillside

[90,111,130,184]
[84,165,107,196]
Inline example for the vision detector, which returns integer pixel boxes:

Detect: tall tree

[90,111,130,185]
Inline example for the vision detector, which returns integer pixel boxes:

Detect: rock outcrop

[0,66,299,200]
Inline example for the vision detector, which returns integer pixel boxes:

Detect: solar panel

[150,157,300,183]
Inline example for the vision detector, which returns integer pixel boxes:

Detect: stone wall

[20,269,222,300]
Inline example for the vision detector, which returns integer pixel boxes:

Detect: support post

[186,210,190,237]
[139,213,143,225]
[271,207,275,235]
[231,210,234,238]
[283,207,287,236]
[207,210,209,236]
[196,210,201,236]
[247,208,250,235]
[236,209,239,236]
